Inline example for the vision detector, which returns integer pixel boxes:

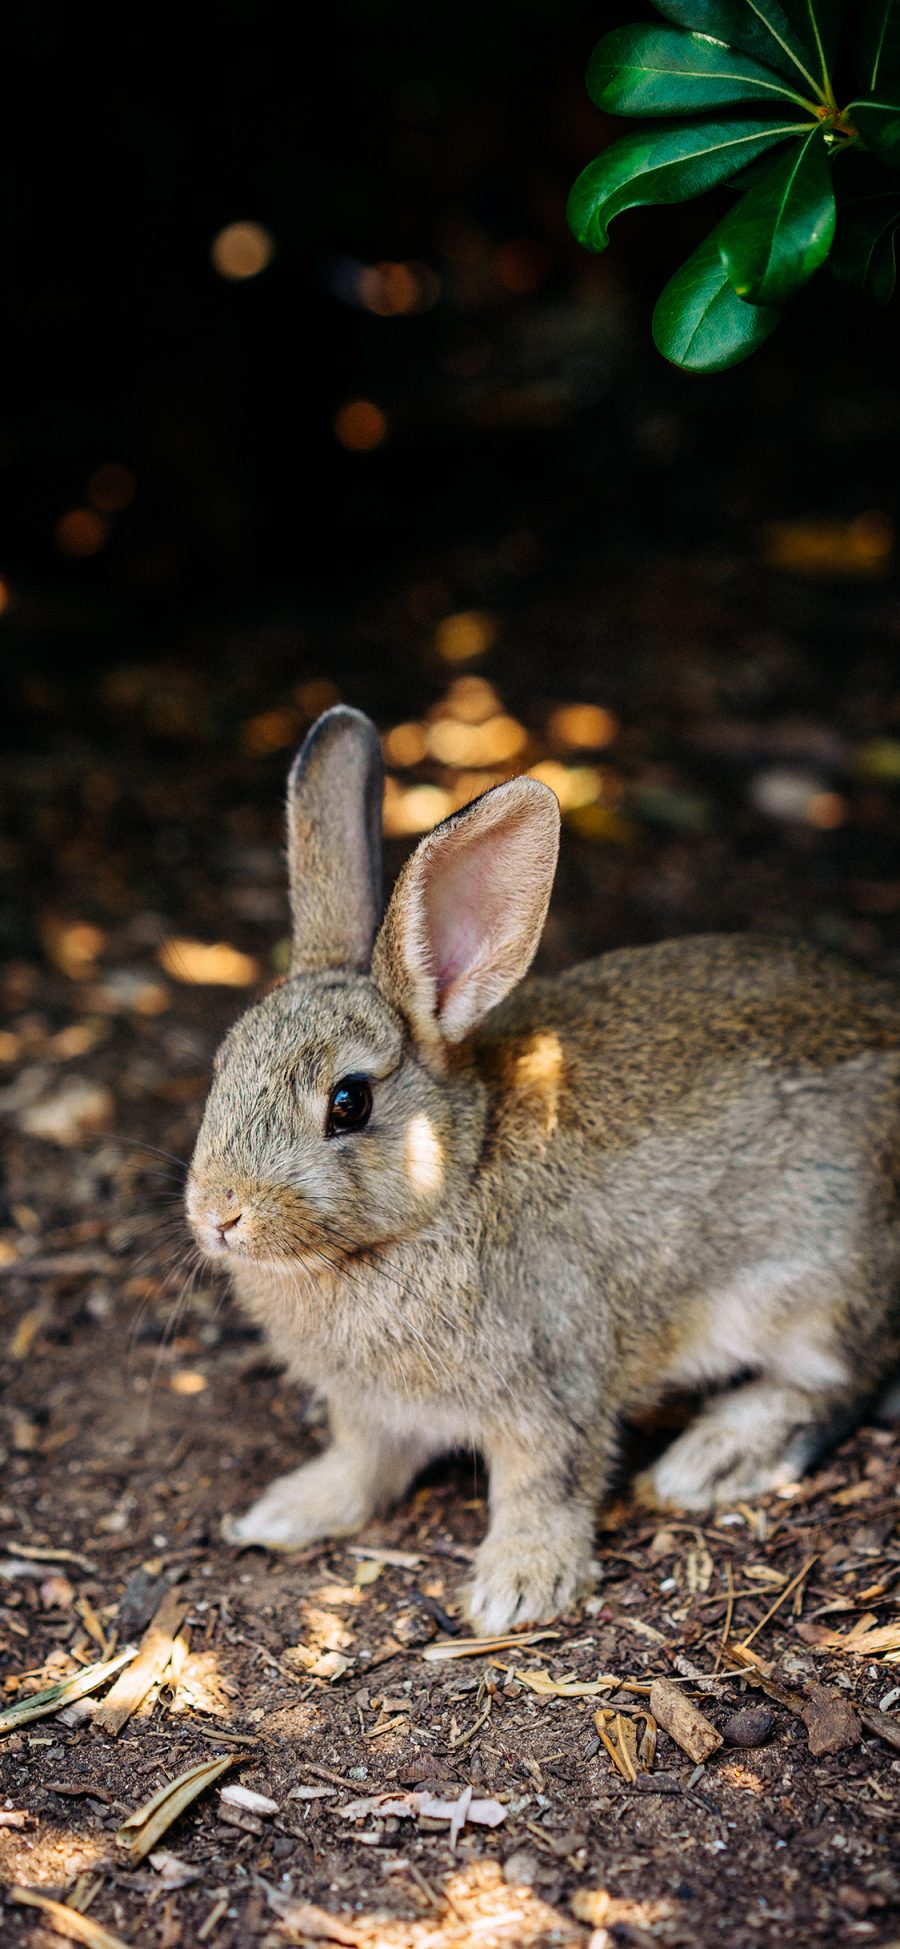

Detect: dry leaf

[167,1648,237,1717]
[117,1753,238,1863]
[19,1079,114,1146]
[282,1643,352,1682]
[0,1647,136,1735]
[503,1666,621,1700]
[421,1630,558,1662]
[813,1621,900,1659]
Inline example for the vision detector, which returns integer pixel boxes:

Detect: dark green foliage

[568,0,900,369]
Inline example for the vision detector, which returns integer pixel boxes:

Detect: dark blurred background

[2,0,900,985]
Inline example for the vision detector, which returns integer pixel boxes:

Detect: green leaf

[650,0,827,98]
[831,191,900,300]
[780,0,844,86]
[717,125,836,301]
[652,221,784,368]
[587,25,811,117]
[852,0,900,92]
[726,140,797,188]
[849,99,900,168]
[567,116,809,253]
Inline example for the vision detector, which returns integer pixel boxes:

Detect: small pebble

[503,1849,539,1887]
[723,1705,776,1748]
[391,1608,436,1647]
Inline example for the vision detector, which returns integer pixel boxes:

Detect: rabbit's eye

[327,1075,373,1137]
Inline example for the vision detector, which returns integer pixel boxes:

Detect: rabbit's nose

[216,1208,243,1241]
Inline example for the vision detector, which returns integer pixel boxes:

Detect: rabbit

[186,704,900,1634]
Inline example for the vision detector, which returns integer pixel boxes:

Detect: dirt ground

[3,518,900,1949]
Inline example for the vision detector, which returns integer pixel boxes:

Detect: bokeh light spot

[426,713,527,766]
[243,708,302,755]
[763,512,893,578]
[55,509,109,559]
[295,678,341,716]
[550,703,618,750]
[158,939,260,986]
[334,400,389,451]
[530,761,604,811]
[383,780,453,836]
[383,722,427,767]
[433,610,498,662]
[442,676,501,723]
[807,791,847,830]
[211,221,276,281]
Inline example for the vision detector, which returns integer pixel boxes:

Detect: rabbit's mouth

[185,1173,392,1269]
[185,1176,276,1263]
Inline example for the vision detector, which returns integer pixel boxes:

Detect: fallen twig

[8,1888,132,1949]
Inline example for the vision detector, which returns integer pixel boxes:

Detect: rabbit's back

[471,934,900,1409]
[479,932,900,1132]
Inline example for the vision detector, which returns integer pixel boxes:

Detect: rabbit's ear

[286,707,384,974]
[372,777,559,1060]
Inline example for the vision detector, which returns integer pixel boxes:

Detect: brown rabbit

[186,705,900,1633]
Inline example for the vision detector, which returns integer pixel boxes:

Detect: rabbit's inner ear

[286,707,384,974]
[373,776,560,1054]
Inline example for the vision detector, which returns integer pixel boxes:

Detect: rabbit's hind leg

[634,1377,849,1512]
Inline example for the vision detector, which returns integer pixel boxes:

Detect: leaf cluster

[568,0,900,369]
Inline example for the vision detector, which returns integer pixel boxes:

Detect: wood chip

[649,1677,723,1764]
[800,1683,862,1757]
[8,1888,133,1949]
[93,1586,186,1735]
[219,1782,278,1816]
[338,1787,507,1835]
[147,1852,202,1887]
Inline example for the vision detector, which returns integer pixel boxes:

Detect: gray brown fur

[186,706,900,1633]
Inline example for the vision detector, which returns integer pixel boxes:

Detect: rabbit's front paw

[465,1526,592,1636]
[223,1450,376,1551]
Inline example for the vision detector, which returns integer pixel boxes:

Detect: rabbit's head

[186,706,559,1271]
